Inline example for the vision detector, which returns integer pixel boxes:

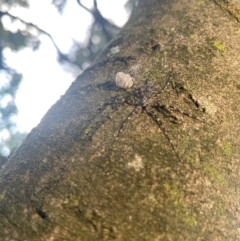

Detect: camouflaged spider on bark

[110,69,181,158]
[111,68,204,162]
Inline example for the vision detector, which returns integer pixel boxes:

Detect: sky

[2,0,129,133]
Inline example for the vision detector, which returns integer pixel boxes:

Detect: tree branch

[76,0,92,14]
[0,10,73,64]
[76,0,121,41]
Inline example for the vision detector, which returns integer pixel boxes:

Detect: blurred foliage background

[0,0,135,167]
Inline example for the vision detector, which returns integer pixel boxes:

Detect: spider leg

[145,106,182,162]
[112,105,142,145]
[167,105,206,123]
[159,67,174,92]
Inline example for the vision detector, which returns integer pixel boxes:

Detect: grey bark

[1,0,240,240]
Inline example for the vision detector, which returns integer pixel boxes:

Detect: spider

[105,68,205,162]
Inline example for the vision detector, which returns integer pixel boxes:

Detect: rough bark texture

[1,0,240,240]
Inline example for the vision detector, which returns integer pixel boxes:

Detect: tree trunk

[1,0,240,240]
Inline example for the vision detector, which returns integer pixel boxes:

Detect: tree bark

[1,0,240,240]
